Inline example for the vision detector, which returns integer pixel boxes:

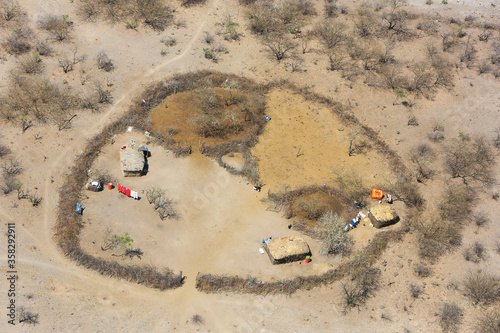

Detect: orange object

[305,258,311,263]
[117,184,121,191]
[126,189,131,197]
[108,182,113,190]
[371,188,384,200]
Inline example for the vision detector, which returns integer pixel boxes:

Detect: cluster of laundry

[117,184,139,199]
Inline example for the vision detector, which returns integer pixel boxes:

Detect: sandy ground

[0,0,499,332]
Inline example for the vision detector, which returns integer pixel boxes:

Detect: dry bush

[444,136,495,186]
[2,26,32,54]
[38,14,71,41]
[460,36,477,67]
[439,183,474,223]
[439,302,463,333]
[473,212,488,228]
[354,6,377,37]
[416,16,439,35]
[247,1,281,35]
[409,283,423,298]
[146,186,177,220]
[414,262,432,277]
[2,158,22,175]
[58,57,73,73]
[464,241,486,263]
[380,4,409,32]
[478,58,492,74]
[332,168,368,207]
[415,217,462,262]
[386,176,424,207]
[96,50,114,72]
[463,270,500,305]
[312,19,347,49]
[264,33,296,62]
[17,52,44,74]
[431,55,454,89]
[406,61,435,96]
[441,31,457,52]
[346,125,370,155]
[77,0,100,21]
[428,122,445,142]
[181,0,205,7]
[341,266,381,311]
[324,0,339,18]
[77,0,173,30]
[327,48,348,71]
[409,142,435,182]
[1,174,22,195]
[377,64,408,89]
[0,143,11,157]
[1,75,80,125]
[136,0,173,31]
[493,127,500,150]
[492,42,500,65]
[93,81,113,104]
[475,309,500,333]
[18,307,39,325]
[267,185,351,222]
[314,211,353,256]
[34,40,52,56]
[191,314,205,324]
[0,0,21,23]
[295,197,328,220]
[247,0,314,35]
[356,42,384,70]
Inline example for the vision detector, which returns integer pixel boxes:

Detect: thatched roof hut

[368,205,399,228]
[120,148,144,177]
[264,235,311,265]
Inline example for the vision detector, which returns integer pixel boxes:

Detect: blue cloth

[75,203,82,214]
[265,116,271,121]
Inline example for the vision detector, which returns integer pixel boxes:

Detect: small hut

[264,235,311,264]
[368,205,399,228]
[120,148,144,177]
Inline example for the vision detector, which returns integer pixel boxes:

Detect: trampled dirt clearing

[81,131,336,283]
